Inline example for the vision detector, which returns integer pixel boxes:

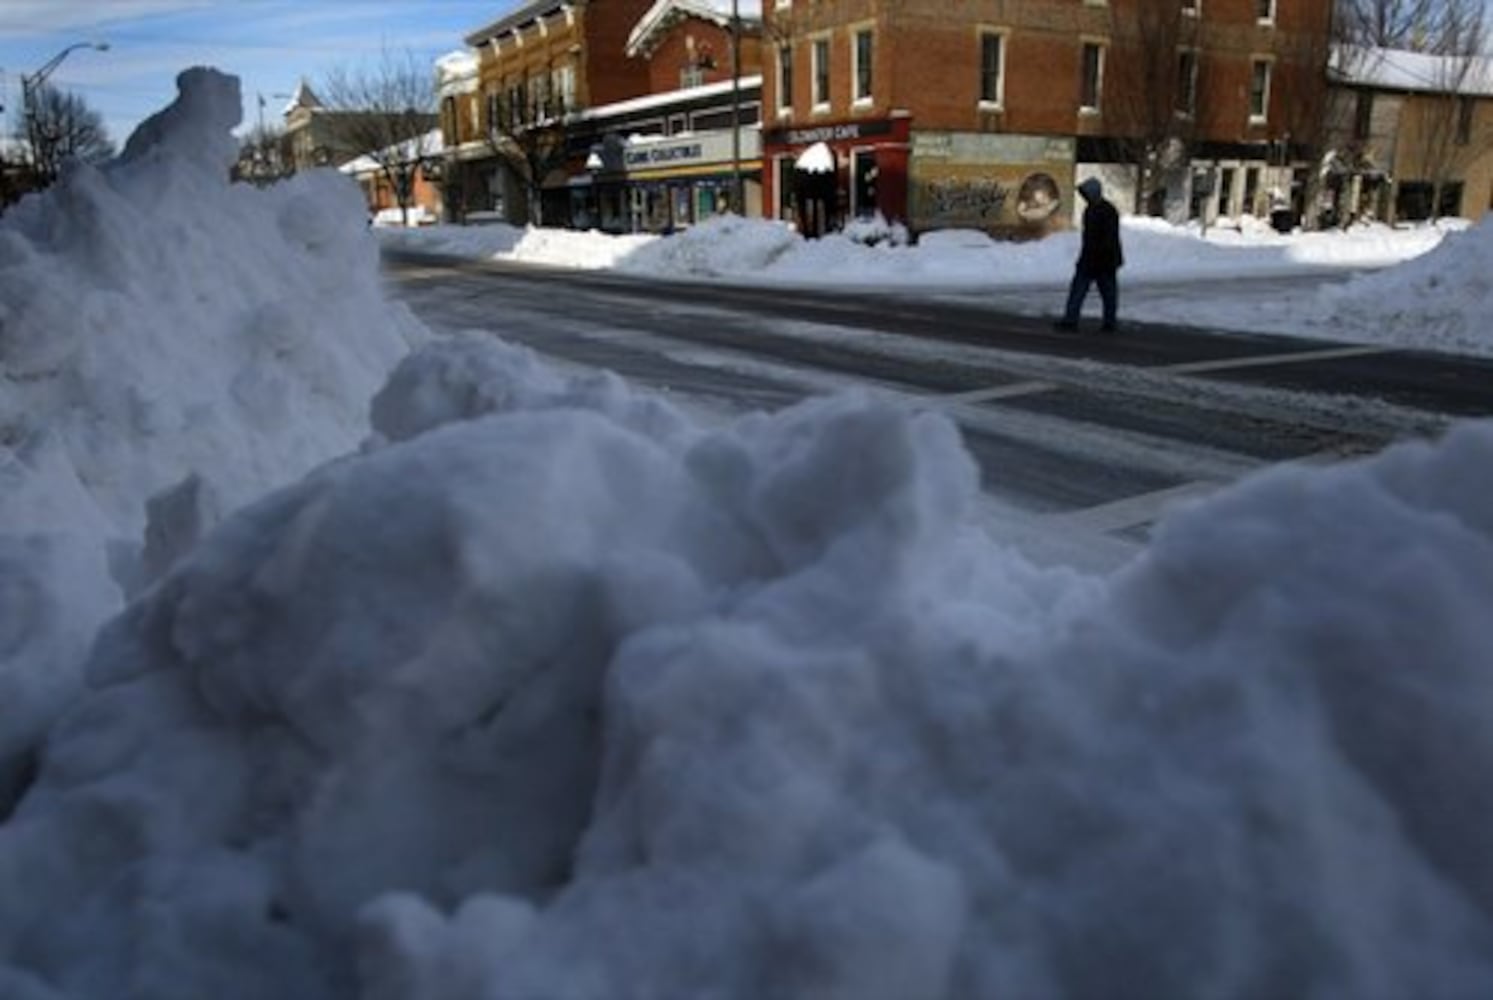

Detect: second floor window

[1080,42,1104,112]
[1354,90,1373,139]
[980,32,1005,106]
[1176,49,1198,115]
[778,45,793,112]
[1256,0,1275,22]
[1249,59,1271,121]
[1458,96,1474,144]
[1182,0,1199,14]
[853,29,873,103]
[813,38,830,108]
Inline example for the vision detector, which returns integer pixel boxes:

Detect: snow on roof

[338,128,444,175]
[573,74,762,123]
[1333,45,1493,96]
[626,0,763,58]
[282,78,322,116]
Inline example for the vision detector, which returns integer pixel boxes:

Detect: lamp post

[21,41,109,182]
[730,0,742,214]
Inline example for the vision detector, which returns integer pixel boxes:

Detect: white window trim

[1079,39,1106,115]
[1256,0,1276,25]
[811,33,832,114]
[976,26,1008,112]
[1182,0,1200,16]
[1248,55,1273,124]
[851,24,875,106]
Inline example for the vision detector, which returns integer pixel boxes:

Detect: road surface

[383,250,1492,567]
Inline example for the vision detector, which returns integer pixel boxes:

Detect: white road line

[1159,345,1390,375]
[935,380,1058,404]
[1049,480,1223,535]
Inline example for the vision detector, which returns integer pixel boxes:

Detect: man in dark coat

[1055,177,1123,332]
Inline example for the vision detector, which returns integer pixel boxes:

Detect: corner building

[764,0,1333,236]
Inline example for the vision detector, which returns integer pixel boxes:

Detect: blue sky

[0,1,515,147]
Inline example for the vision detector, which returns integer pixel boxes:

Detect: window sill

[811,103,832,116]
[978,100,1004,113]
[1078,106,1101,117]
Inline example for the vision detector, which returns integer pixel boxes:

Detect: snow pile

[614,213,801,275]
[0,68,425,802]
[1318,216,1493,354]
[3,324,1490,998]
[380,221,654,269]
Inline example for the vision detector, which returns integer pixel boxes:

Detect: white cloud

[0,1,217,34]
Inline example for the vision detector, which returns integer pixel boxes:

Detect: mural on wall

[910,133,1074,234]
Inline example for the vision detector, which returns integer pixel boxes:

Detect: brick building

[762,0,1333,235]
[443,0,764,229]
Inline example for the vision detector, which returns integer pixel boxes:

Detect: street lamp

[730,0,742,214]
[21,41,109,181]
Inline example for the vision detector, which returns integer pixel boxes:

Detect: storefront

[761,115,912,232]
[908,132,1075,237]
[571,129,762,233]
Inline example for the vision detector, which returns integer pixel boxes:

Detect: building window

[777,45,793,113]
[1249,58,1271,121]
[1176,49,1198,115]
[1080,42,1104,112]
[813,38,830,109]
[552,65,575,113]
[1182,0,1200,15]
[681,65,706,88]
[1457,96,1474,144]
[853,29,874,103]
[979,31,1005,107]
[1354,90,1373,139]
[486,90,500,133]
[1256,0,1275,23]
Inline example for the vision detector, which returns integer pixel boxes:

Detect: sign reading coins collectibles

[910,133,1075,235]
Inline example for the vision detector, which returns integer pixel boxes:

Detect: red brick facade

[763,0,1333,233]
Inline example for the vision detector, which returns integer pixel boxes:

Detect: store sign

[765,119,893,148]
[622,130,761,174]
[626,142,704,167]
[910,133,1074,233]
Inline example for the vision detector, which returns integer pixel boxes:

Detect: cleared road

[383,250,1492,556]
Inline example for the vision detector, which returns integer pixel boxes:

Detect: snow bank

[3,325,1489,998]
[1318,216,1493,355]
[0,68,425,802]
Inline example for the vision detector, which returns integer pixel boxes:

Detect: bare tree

[1338,0,1482,53]
[1104,2,1205,216]
[18,83,114,187]
[321,49,440,225]
[233,123,292,187]
[482,70,574,227]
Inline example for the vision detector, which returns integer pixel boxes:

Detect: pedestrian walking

[1054,177,1123,333]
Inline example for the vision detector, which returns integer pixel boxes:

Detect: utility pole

[730,0,743,213]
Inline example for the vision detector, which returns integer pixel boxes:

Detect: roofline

[464,1,572,47]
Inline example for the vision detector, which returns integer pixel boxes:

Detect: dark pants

[1063,268,1118,327]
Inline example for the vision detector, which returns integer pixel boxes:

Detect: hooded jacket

[1076,178,1124,276]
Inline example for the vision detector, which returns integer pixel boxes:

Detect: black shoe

[1052,319,1078,331]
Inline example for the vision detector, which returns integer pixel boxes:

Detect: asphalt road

[382,249,1493,557]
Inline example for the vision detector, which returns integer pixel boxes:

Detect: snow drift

[0,68,424,804]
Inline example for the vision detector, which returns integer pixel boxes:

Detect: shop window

[1457,96,1474,145]
[853,150,878,216]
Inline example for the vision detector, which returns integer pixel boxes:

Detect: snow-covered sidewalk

[379,212,1493,358]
